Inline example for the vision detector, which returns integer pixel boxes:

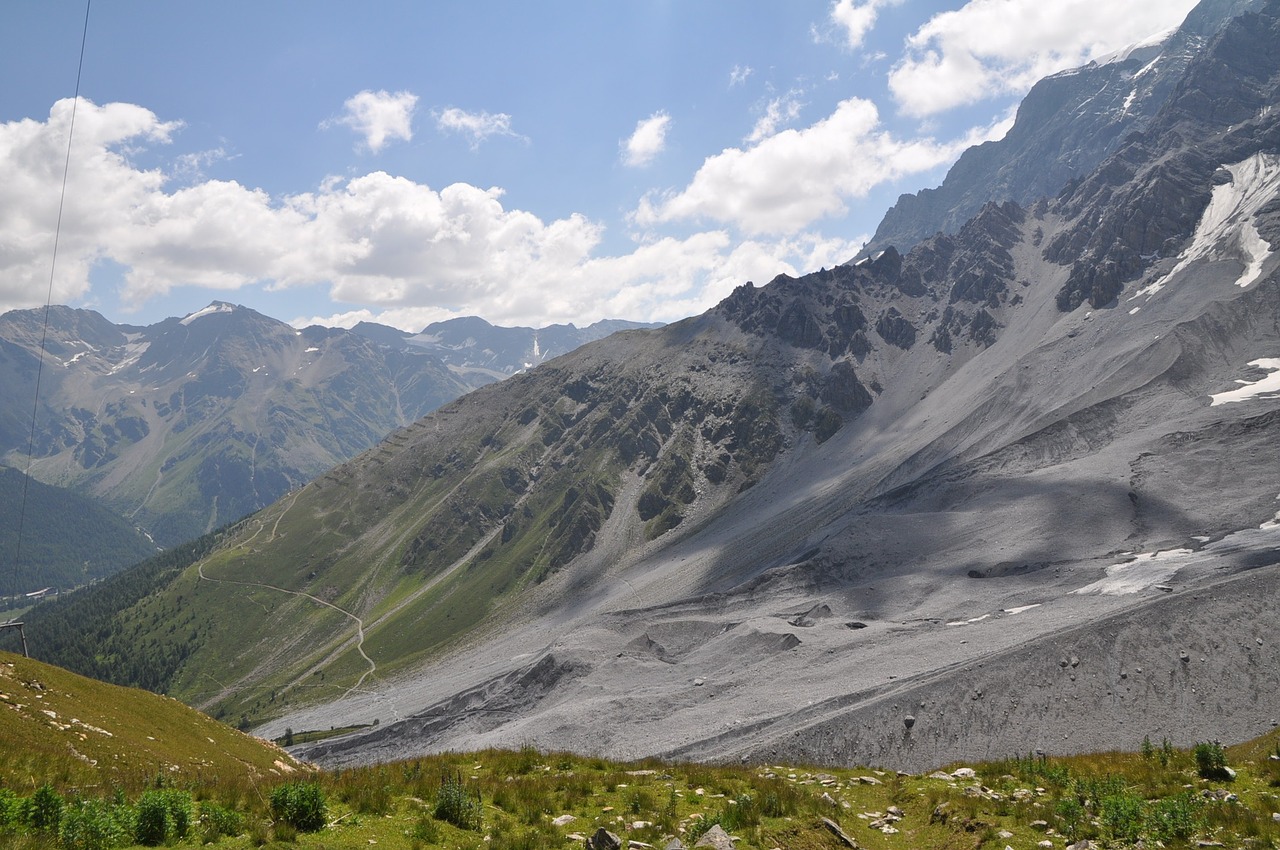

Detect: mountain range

[12,0,1280,772]
[0,305,653,555]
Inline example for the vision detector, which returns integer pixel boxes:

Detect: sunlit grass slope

[0,651,307,794]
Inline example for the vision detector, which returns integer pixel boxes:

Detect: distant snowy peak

[178,301,237,326]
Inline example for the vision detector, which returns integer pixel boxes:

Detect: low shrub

[59,798,130,850]
[25,783,64,832]
[134,789,191,846]
[433,773,482,831]
[198,801,244,842]
[269,782,327,832]
[1194,741,1231,780]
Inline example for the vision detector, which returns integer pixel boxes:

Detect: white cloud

[331,89,418,152]
[729,64,753,87]
[434,107,523,149]
[890,0,1198,116]
[0,98,863,329]
[747,90,805,143]
[819,0,902,50]
[633,97,1005,236]
[621,111,671,168]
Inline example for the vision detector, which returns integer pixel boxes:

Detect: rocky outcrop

[1049,1,1280,309]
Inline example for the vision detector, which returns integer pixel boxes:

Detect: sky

[0,1,1199,332]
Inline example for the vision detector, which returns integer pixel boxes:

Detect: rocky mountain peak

[1046,0,1280,310]
[858,0,1267,262]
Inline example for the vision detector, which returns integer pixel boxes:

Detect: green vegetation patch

[7,729,1280,850]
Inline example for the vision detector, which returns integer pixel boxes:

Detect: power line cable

[11,0,93,595]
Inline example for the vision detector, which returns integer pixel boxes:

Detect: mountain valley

[8,0,1280,780]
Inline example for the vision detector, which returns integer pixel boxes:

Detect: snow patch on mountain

[179,302,236,326]
[1094,27,1175,67]
[1134,152,1280,301]
[1071,550,1192,595]
[1211,358,1280,406]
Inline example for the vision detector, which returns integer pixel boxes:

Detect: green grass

[0,651,309,796]
[8,668,1280,850]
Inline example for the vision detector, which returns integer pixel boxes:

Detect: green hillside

[0,650,307,793]
[0,465,157,600]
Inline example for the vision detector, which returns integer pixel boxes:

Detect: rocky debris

[692,824,734,850]
[552,814,577,827]
[586,827,623,850]
[862,804,905,834]
[903,714,916,729]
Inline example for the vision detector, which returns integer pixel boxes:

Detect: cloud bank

[0,99,865,329]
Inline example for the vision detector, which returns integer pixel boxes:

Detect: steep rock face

[1048,1,1280,309]
[861,0,1264,260]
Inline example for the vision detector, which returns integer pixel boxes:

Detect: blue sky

[0,1,1197,330]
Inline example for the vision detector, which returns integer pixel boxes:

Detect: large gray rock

[693,824,734,850]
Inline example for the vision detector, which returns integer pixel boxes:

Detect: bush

[1146,791,1203,841]
[1054,797,1084,838]
[58,798,129,850]
[270,782,327,833]
[198,801,244,843]
[25,783,64,832]
[134,789,191,846]
[433,773,482,831]
[1193,741,1231,779]
[1099,791,1143,843]
[0,789,21,831]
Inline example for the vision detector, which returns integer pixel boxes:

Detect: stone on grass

[586,827,622,850]
[693,824,734,850]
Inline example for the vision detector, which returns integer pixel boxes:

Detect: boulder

[586,828,623,850]
[693,824,734,850]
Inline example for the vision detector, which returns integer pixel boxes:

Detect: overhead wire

[11,0,94,594]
